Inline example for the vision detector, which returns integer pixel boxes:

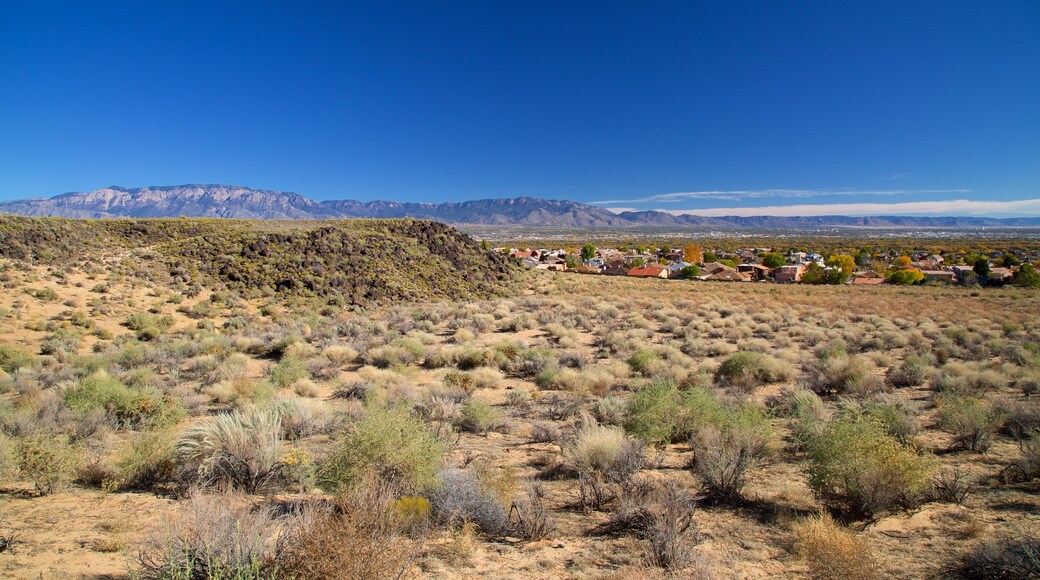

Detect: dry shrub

[802,346,882,398]
[791,513,876,580]
[937,396,1004,452]
[135,493,280,580]
[565,423,645,509]
[176,408,284,493]
[690,424,771,501]
[510,483,557,540]
[642,484,701,571]
[931,466,975,504]
[959,533,1040,579]
[714,350,794,392]
[276,477,422,579]
[429,468,511,537]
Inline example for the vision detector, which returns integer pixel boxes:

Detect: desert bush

[0,344,36,374]
[565,423,645,508]
[320,406,444,494]
[177,408,284,493]
[791,513,875,580]
[270,356,310,389]
[806,415,933,516]
[504,389,531,412]
[995,397,1040,440]
[887,353,934,388]
[124,312,173,341]
[510,483,557,540]
[14,434,78,495]
[802,347,882,397]
[429,468,511,537]
[937,396,1004,452]
[270,396,338,441]
[840,397,920,445]
[780,388,827,449]
[931,466,975,505]
[627,349,663,377]
[64,370,183,429]
[624,381,770,447]
[40,328,81,359]
[932,361,1008,397]
[958,533,1040,579]
[135,493,281,580]
[107,427,180,491]
[714,350,794,391]
[458,399,504,434]
[690,423,772,501]
[276,479,422,579]
[593,395,627,426]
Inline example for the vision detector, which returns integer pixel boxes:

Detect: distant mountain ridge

[3,184,1039,228]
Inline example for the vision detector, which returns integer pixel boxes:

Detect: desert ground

[1,257,1038,579]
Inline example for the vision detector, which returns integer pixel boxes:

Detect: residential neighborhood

[503,243,1040,287]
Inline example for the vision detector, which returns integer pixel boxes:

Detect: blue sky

[1,1,1038,216]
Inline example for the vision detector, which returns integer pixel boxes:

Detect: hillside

[5,185,1040,228]
[0,216,519,304]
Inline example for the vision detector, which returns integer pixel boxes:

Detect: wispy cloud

[600,198,1040,217]
[885,171,913,180]
[591,188,970,205]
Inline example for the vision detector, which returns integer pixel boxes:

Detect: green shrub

[887,354,933,388]
[108,428,180,491]
[124,313,173,341]
[0,344,37,373]
[320,406,444,494]
[459,400,503,434]
[271,356,310,389]
[15,434,79,495]
[627,349,662,377]
[937,396,1004,452]
[714,350,793,391]
[806,415,933,516]
[64,370,182,429]
[624,381,770,447]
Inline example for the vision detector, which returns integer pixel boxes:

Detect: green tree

[801,263,826,284]
[581,244,596,261]
[761,253,785,269]
[1002,254,1021,267]
[679,265,701,279]
[888,269,925,285]
[1013,263,1040,288]
[703,252,718,263]
[973,258,991,278]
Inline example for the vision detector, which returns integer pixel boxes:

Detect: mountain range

[2,184,1039,229]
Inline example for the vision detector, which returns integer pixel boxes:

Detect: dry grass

[791,513,876,580]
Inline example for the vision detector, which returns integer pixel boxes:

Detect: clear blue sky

[2,1,1038,216]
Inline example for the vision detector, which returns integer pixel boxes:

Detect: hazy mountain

[3,184,1039,228]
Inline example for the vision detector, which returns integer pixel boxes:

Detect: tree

[893,256,913,268]
[683,244,703,264]
[1002,254,1021,267]
[631,257,645,267]
[679,265,701,279]
[703,252,718,263]
[1013,263,1040,288]
[761,253,785,269]
[826,254,856,276]
[581,244,596,262]
[889,269,925,285]
[973,258,991,278]
[802,263,826,284]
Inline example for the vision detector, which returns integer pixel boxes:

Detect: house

[520,258,540,269]
[988,267,1014,282]
[602,261,630,276]
[535,260,567,272]
[627,265,669,279]
[922,270,956,284]
[584,258,605,269]
[700,262,729,276]
[774,264,806,283]
[572,265,602,275]
[951,265,975,280]
[737,263,772,281]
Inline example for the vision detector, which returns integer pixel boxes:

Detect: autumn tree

[684,244,703,264]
